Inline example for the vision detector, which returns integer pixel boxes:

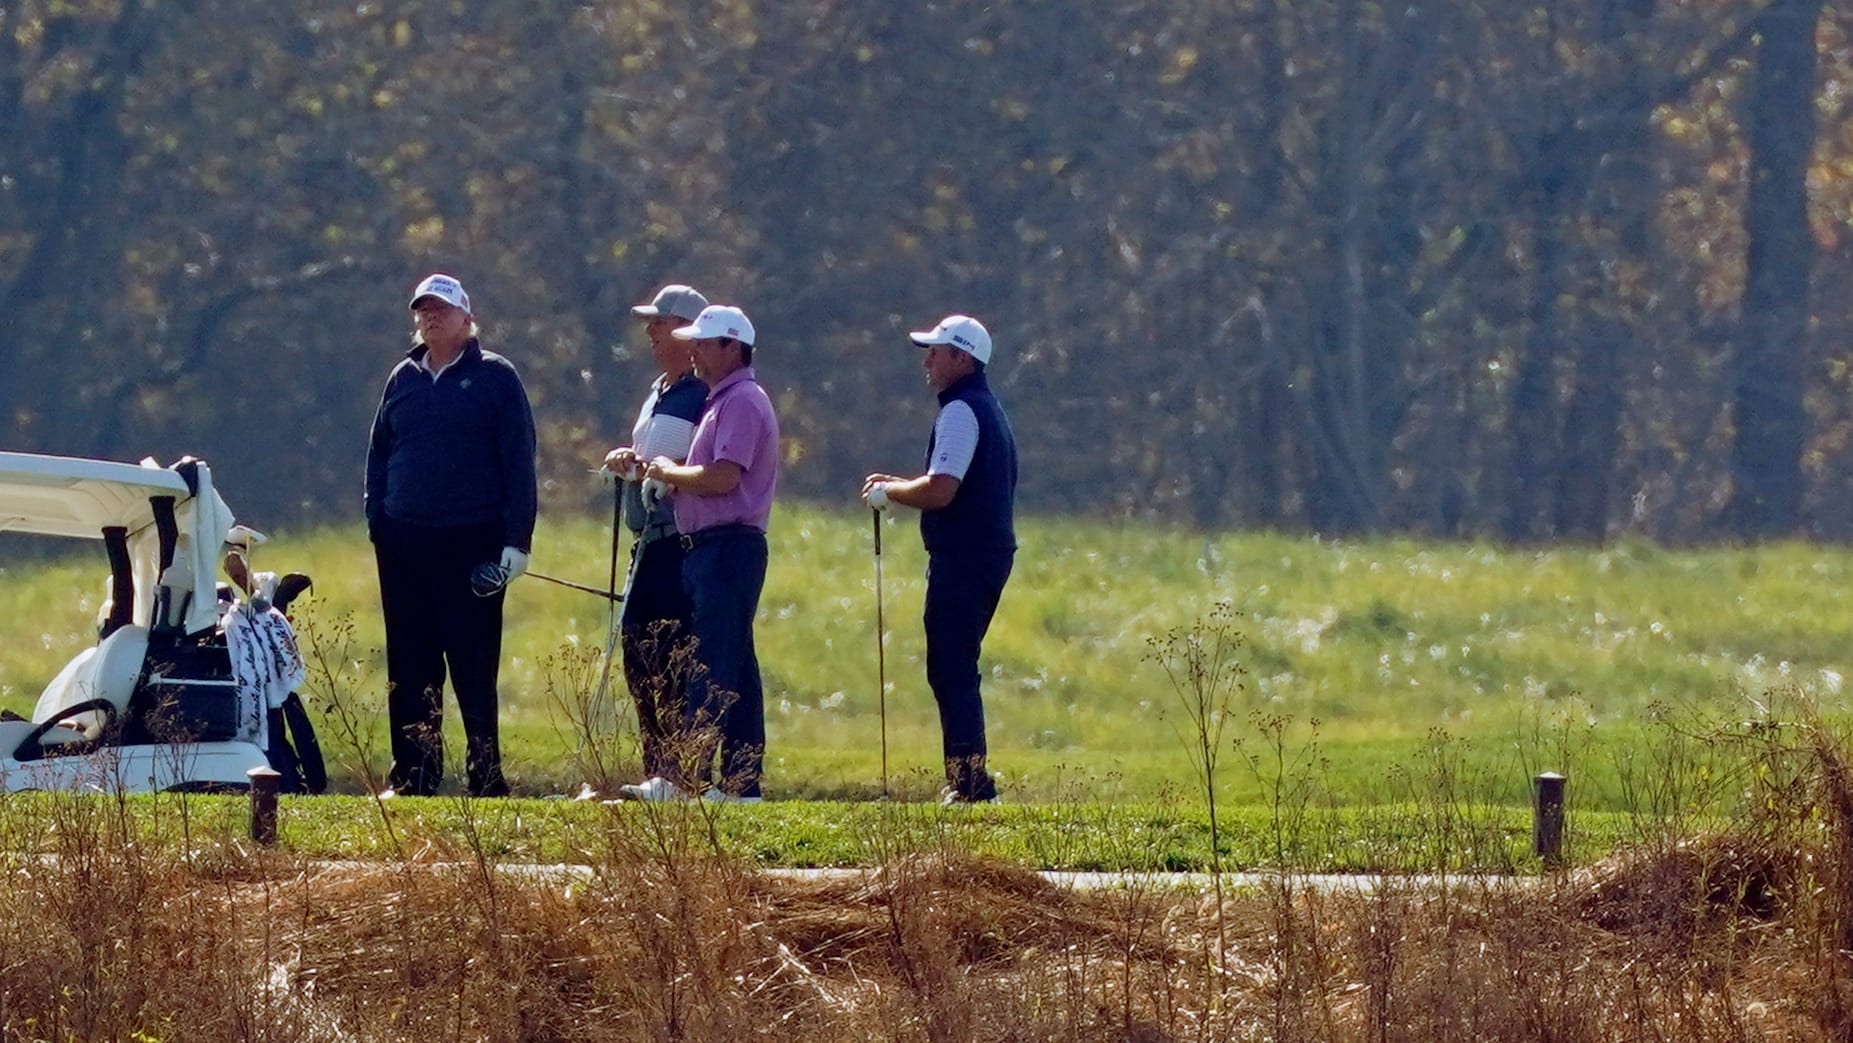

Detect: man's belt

[679,523,762,552]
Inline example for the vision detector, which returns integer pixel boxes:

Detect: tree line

[3,0,1851,541]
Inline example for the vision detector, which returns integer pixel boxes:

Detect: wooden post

[1533,771,1566,867]
[248,766,281,846]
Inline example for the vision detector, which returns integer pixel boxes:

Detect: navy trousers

[374,517,509,797]
[681,527,767,796]
[924,548,1014,797]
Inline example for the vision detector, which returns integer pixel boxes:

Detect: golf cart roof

[0,451,195,539]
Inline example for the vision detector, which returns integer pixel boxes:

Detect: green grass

[4,504,1849,812]
[0,790,1644,874]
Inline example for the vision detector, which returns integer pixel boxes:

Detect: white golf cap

[909,314,991,364]
[408,273,471,313]
[632,284,709,322]
[673,304,756,347]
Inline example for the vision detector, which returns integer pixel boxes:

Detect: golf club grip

[872,507,881,554]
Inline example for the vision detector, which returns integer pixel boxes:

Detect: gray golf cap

[632,284,709,322]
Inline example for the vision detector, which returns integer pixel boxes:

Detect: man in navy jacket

[365,273,537,797]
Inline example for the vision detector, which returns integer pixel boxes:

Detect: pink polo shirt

[674,367,780,534]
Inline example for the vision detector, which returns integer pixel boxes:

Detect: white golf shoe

[618,776,689,802]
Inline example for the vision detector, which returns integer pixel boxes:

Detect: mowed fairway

[3,503,1850,809]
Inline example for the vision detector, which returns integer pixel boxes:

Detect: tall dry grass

[0,825,1838,1040]
[1,721,1850,1041]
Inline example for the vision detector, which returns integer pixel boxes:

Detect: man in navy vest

[861,314,1017,803]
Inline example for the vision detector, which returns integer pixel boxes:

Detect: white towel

[223,602,306,745]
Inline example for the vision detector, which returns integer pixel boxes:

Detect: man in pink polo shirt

[627,304,778,803]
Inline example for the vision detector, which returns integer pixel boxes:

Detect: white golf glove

[500,546,529,579]
[865,482,891,511]
[641,477,670,508]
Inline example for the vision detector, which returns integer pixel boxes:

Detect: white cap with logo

[673,304,756,347]
[909,314,991,364]
[408,273,471,314]
[632,284,709,322]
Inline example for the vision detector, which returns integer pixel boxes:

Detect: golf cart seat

[30,623,149,740]
[0,623,148,764]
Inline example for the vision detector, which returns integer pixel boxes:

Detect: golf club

[608,472,622,631]
[592,473,626,737]
[873,506,889,799]
[584,532,646,745]
[526,569,627,601]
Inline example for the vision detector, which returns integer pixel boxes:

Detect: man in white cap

[600,283,709,788]
[365,272,537,797]
[861,314,1017,803]
[626,304,779,803]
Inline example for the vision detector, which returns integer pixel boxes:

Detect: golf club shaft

[528,569,626,601]
[588,475,628,745]
[586,531,646,746]
[873,507,888,799]
[618,477,633,629]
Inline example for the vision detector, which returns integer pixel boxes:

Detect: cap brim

[909,331,946,346]
[631,305,661,317]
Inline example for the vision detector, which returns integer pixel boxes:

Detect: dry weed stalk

[544,636,624,791]
[1145,600,1247,985]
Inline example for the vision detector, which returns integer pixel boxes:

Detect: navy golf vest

[921,371,1017,553]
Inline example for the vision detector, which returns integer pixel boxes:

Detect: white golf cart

[0,452,312,792]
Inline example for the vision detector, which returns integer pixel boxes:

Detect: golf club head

[274,572,313,615]
[470,560,511,597]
